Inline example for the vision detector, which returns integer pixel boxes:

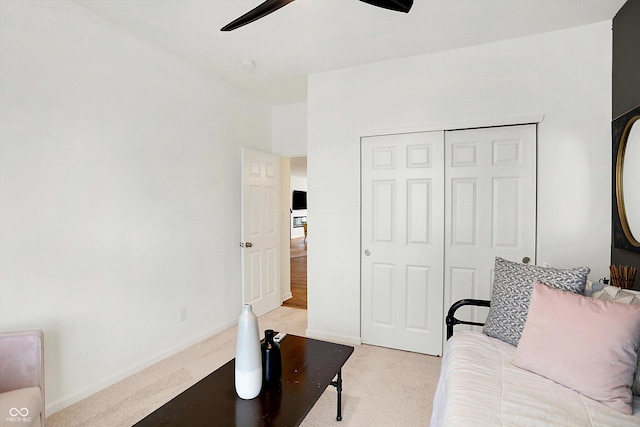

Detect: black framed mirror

[613,105,640,253]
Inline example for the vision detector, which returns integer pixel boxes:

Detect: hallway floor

[284,237,307,310]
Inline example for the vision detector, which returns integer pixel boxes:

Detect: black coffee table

[133,334,354,426]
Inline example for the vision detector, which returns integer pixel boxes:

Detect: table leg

[330,369,343,421]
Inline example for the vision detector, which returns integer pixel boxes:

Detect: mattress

[430,331,640,426]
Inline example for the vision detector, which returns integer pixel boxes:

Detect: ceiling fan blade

[358,0,413,13]
[221,0,296,31]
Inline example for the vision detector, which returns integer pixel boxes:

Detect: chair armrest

[446,299,491,340]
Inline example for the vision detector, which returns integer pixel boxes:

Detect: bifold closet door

[361,131,445,355]
[444,124,537,333]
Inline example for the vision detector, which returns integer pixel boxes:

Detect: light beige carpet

[46,307,442,426]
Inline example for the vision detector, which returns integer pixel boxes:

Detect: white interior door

[361,131,445,355]
[444,124,537,332]
[241,148,281,317]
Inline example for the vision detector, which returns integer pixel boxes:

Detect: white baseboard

[281,292,293,302]
[305,328,362,346]
[46,319,238,416]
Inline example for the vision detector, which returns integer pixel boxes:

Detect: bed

[431,330,640,426]
[430,257,640,426]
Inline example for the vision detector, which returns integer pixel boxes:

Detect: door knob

[522,256,531,264]
[245,242,253,248]
[364,249,371,256]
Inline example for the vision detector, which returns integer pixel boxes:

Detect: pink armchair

[0,329,45,427]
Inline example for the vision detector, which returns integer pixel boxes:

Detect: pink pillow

[512,280,640,414]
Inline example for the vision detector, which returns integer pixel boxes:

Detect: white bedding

[430,331,640,426]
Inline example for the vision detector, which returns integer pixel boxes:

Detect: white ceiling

[73,0,627,106]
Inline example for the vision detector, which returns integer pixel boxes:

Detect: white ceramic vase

[235,304,262,399]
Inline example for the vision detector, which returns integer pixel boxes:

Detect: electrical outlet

[180,308,187,322]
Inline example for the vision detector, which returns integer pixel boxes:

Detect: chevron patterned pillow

[483,257,590,346]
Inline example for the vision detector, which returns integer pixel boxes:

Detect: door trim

[354,114,545,139]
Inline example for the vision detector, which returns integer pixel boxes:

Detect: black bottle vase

[261,329,282,383]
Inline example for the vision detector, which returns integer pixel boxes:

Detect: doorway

[284,156,308,310]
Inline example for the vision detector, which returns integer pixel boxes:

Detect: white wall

[307,22,613,344]
[0,0,271,413]
[272,101,307,157]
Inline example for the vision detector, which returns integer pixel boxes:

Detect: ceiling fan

[221,0,413,31]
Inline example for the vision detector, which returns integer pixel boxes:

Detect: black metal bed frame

[445,299,491,340]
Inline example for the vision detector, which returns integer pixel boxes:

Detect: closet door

[361,131,445,355]
[444,124,537,332]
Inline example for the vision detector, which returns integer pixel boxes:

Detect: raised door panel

[451,179,477,246]
[372,181,396,243]
[407,179,431,244]
[371,263,394,326]
[406,265,431,331]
